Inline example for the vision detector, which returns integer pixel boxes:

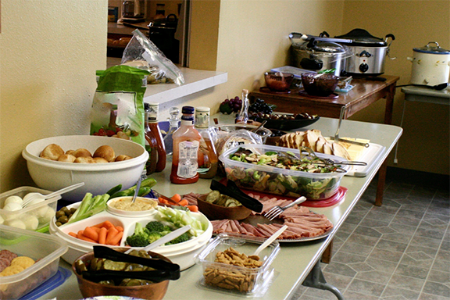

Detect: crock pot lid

[414,42,450,54]
[335,28,386,46]
[299,40,346,53]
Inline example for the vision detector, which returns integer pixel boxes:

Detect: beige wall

[0,0,108,191]
[342,1,449,175]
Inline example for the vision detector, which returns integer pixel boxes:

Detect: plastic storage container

[219,144,348,200]
[0,186,60,232]
[195,233,280,297]
[0,224,68,300]
[49,204,213,271]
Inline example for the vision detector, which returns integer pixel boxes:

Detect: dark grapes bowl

[264,72,295,91]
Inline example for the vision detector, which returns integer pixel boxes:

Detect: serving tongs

[210,180,263,213]
[328,106,370,148]
[79,246,180,283]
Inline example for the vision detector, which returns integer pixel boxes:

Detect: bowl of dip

[107,197,158,217]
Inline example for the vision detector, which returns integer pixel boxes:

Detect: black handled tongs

[210,180,263,213]
[80,246,180,283]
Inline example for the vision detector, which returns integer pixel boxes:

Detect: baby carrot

[84,226,99,242]
[103,220,115,230]
[90,226,101,233]
[178,199,189,207]
[108,231,123,246]
[188,205,199,212]
[98,227,108,245]
[171,194,181,203]
[92,221,105,228]
[76,230,85,239]
[105,226,119,245]
[68,232,77,238]
[78,235,97,243]
[115,226,124,232]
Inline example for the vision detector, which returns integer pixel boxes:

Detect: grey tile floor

[293,169,450,300]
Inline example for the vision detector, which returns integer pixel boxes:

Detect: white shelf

[106,57,228,104]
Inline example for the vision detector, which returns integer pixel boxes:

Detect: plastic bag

[90,65,150,147]
[121,29,184,86]
[214,129,263,157]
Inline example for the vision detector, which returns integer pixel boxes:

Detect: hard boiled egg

[4,196,23,207]
[3,202,23,211]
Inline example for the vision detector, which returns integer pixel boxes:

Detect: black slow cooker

[335,29,395,76]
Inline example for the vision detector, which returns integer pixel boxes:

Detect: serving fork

[263,196,307,221]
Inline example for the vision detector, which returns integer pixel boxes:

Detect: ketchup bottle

[144,103,158,175]
[147,103,166,172]
[170,106,202,184]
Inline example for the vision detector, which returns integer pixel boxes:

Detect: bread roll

[73,148,92,158]
[74,156,95,164]
[115,154,133,162]
[93,145,115,162]
[40,144,64,161]
[93,157,109,163]
[57,154,76,163]
[65,150,76,156]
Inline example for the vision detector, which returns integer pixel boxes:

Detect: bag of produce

[90,65,149,147]
[121,29,184,85]
[214,129,263,157]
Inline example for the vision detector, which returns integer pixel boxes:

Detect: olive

[56,222,62,227]
[58,215,69,223]
[61,207,70,214]
[55,211,65,218]
[70,207,77,214]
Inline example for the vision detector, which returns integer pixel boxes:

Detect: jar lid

[182,106,195,114]
[196,106,210,113]
[335,28,386,46]
[414,42,450,54]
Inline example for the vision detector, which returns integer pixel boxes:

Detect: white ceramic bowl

[22,135,148,202]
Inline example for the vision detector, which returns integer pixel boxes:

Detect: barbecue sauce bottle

[195,107,218,179]
[147,103,166,172]
[170,106,202,184]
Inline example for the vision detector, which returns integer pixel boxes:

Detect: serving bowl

[22,135,148,202]
[264,72,294,91]
[196,194,252,221]
[72,249,171,300]
[301,73,339,97]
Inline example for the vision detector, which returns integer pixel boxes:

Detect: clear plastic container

[0,186,60,232]
[219,144,348,200]
[0,224,68,299]
[195,233,280,297]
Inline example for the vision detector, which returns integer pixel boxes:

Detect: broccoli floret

[145,221,166,232]
[148,231,162,244]
[126,222,151,247]
[166,232,190,245]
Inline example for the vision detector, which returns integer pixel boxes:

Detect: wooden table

[249,75,400,207]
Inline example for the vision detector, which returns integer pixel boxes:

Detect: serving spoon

[22,182,85,207]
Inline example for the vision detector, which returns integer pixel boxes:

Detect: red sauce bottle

[147,103,166,172]
[170,106,202,184]
[144,104,158,175]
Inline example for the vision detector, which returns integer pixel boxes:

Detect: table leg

[303,260,344,300]
[321,239,333,264]
[384,81,396,125]
[375,159,388,206]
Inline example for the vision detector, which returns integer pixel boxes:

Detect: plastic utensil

[253,225,288,257]
[124,225,191,254]
[131,175,145,203]
[23,182,85,207]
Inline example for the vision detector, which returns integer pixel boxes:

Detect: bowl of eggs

[22,135,148,202]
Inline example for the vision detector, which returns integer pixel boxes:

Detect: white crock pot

[407,42,450,87]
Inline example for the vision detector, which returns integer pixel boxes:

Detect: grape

[224,99,230,104]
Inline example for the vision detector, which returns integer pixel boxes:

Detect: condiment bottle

[195,107,218,179]
[236,89,249,124]
[147,103,166,172]
[144,103,158,175]
[170,106,202,184]
[163,107,180,156]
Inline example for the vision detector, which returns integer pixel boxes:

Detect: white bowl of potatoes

[22,135,148,202]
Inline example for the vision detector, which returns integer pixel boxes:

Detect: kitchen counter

[107,57,228,106]
[43,114,402,300]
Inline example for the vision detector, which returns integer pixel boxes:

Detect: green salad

[225,147,343,199]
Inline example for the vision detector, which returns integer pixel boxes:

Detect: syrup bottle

[147,103,166,172]
[170,106,202,184]
[195,107,218,179]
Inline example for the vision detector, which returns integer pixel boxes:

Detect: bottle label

[177,140,200,178]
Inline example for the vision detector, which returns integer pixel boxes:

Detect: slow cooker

[289,32,352,76]
[407,42,450,87]
[335,29,395,76]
